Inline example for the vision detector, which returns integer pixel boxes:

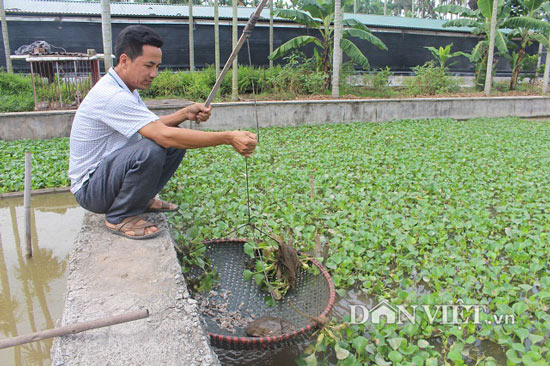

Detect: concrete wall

[2,96,550,141]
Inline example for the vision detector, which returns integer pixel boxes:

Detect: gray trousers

[74,138,186,224]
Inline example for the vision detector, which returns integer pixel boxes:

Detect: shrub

[367,66,393,89]
[0,72,35,112]
[405,61,459,96]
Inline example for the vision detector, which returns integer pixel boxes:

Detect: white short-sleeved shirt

[68,68,159,193]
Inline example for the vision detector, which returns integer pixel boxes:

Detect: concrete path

[52,212,219,366]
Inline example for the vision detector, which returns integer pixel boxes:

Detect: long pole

[101,0,113,71]
[0,0,12,73]
[206,0,269,106]
[0,309,149,350]
[24,152,32,258]
[189,0,194,71]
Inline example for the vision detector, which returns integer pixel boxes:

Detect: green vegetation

[2,117,550,364]
[0,72,34,112]
[405,61,460,96]
[164,117,550,365]
[140,62,328,101]
[270,0,387,86]
[0,138,70,193]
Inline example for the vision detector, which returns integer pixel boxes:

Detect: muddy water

[0,192,84,366]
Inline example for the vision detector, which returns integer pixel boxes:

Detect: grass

[1,117,549,364]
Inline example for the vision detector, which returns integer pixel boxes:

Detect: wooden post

[0,309,149,350]
[24,152,32,258]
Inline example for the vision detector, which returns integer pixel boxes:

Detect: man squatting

[69,25,258,239]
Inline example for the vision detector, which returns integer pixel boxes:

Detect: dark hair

[114,25,163,63]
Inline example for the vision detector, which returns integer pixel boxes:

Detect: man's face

[119,45,162,91]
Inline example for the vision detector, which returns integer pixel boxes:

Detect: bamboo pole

[0,309,149,350]
[24,152,32,258]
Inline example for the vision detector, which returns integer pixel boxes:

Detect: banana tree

[501,0,550,89]
[269,0,387,86]
[541,2,550,93]
[436,0,510,90]
[425,43,465,70]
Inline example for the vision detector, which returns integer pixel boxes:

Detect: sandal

[106,216,163,240]
[145,198,178,213]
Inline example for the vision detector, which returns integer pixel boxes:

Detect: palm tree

[436,0,509,90]
[270,0,387,86]
[101,0,113,71]
[485,0,500,95]
[232,0,238,101]
[269,0,274,68]
[189,0,195,71]
[501,0,550,89]
[0,0,12,73]
[332,0,343,97]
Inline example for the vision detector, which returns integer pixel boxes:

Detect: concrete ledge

[2,96,550,140]
[52,212,219,366]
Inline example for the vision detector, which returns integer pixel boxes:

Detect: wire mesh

[189,239,335,350]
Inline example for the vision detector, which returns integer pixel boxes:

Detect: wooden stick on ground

[0,309,149,350]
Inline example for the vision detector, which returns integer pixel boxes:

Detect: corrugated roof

[5,0,470,32]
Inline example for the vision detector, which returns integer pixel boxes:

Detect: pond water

[0,192,84,366]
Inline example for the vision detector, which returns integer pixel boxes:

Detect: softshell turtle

[245,316,294,337]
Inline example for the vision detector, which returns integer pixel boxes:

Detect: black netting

[189,239,333,350]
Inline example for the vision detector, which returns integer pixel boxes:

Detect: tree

[537,2,550,93]
[232,0,238,101]
[189,0,195,71]
[0,0,12,73]
[485,0,500,95]
[101,0,113,71]
[270,0,387,87]
[501,0,550,89]
[214,0,220,77]
[425,43,464,70]
[436,0,509,90]
[332,0,343,97]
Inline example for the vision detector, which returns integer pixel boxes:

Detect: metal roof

[4,0,470,32]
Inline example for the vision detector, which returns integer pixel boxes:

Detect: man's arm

[158,103,211,127]
[139,121,257,157]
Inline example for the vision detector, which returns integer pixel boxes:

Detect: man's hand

[186,103,211,123]
[229,131,258,157]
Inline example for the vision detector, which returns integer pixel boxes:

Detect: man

[69,25,257,240]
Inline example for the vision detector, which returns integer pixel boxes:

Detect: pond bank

[52,211,219,365]
[1,96,549,140]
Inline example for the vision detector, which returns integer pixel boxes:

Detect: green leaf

[244,242,256,257]
[269,36,322,61]
[303,352,318,366]
[418,339,430,348]
[340,39,370,70]
[243,269,254,282]
[425,358,438,366]
[335,344,350,360]
[351,336,368,353]
[388,350,403,362]
[254,273,265,287]
[388,337,405,351]
[514,328,530,343]
[506,349,522,363]
[343,29,387,50]
[374,353,391,366]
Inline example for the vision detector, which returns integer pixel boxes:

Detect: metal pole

[24,152,32,258]
[206,0,269,107]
